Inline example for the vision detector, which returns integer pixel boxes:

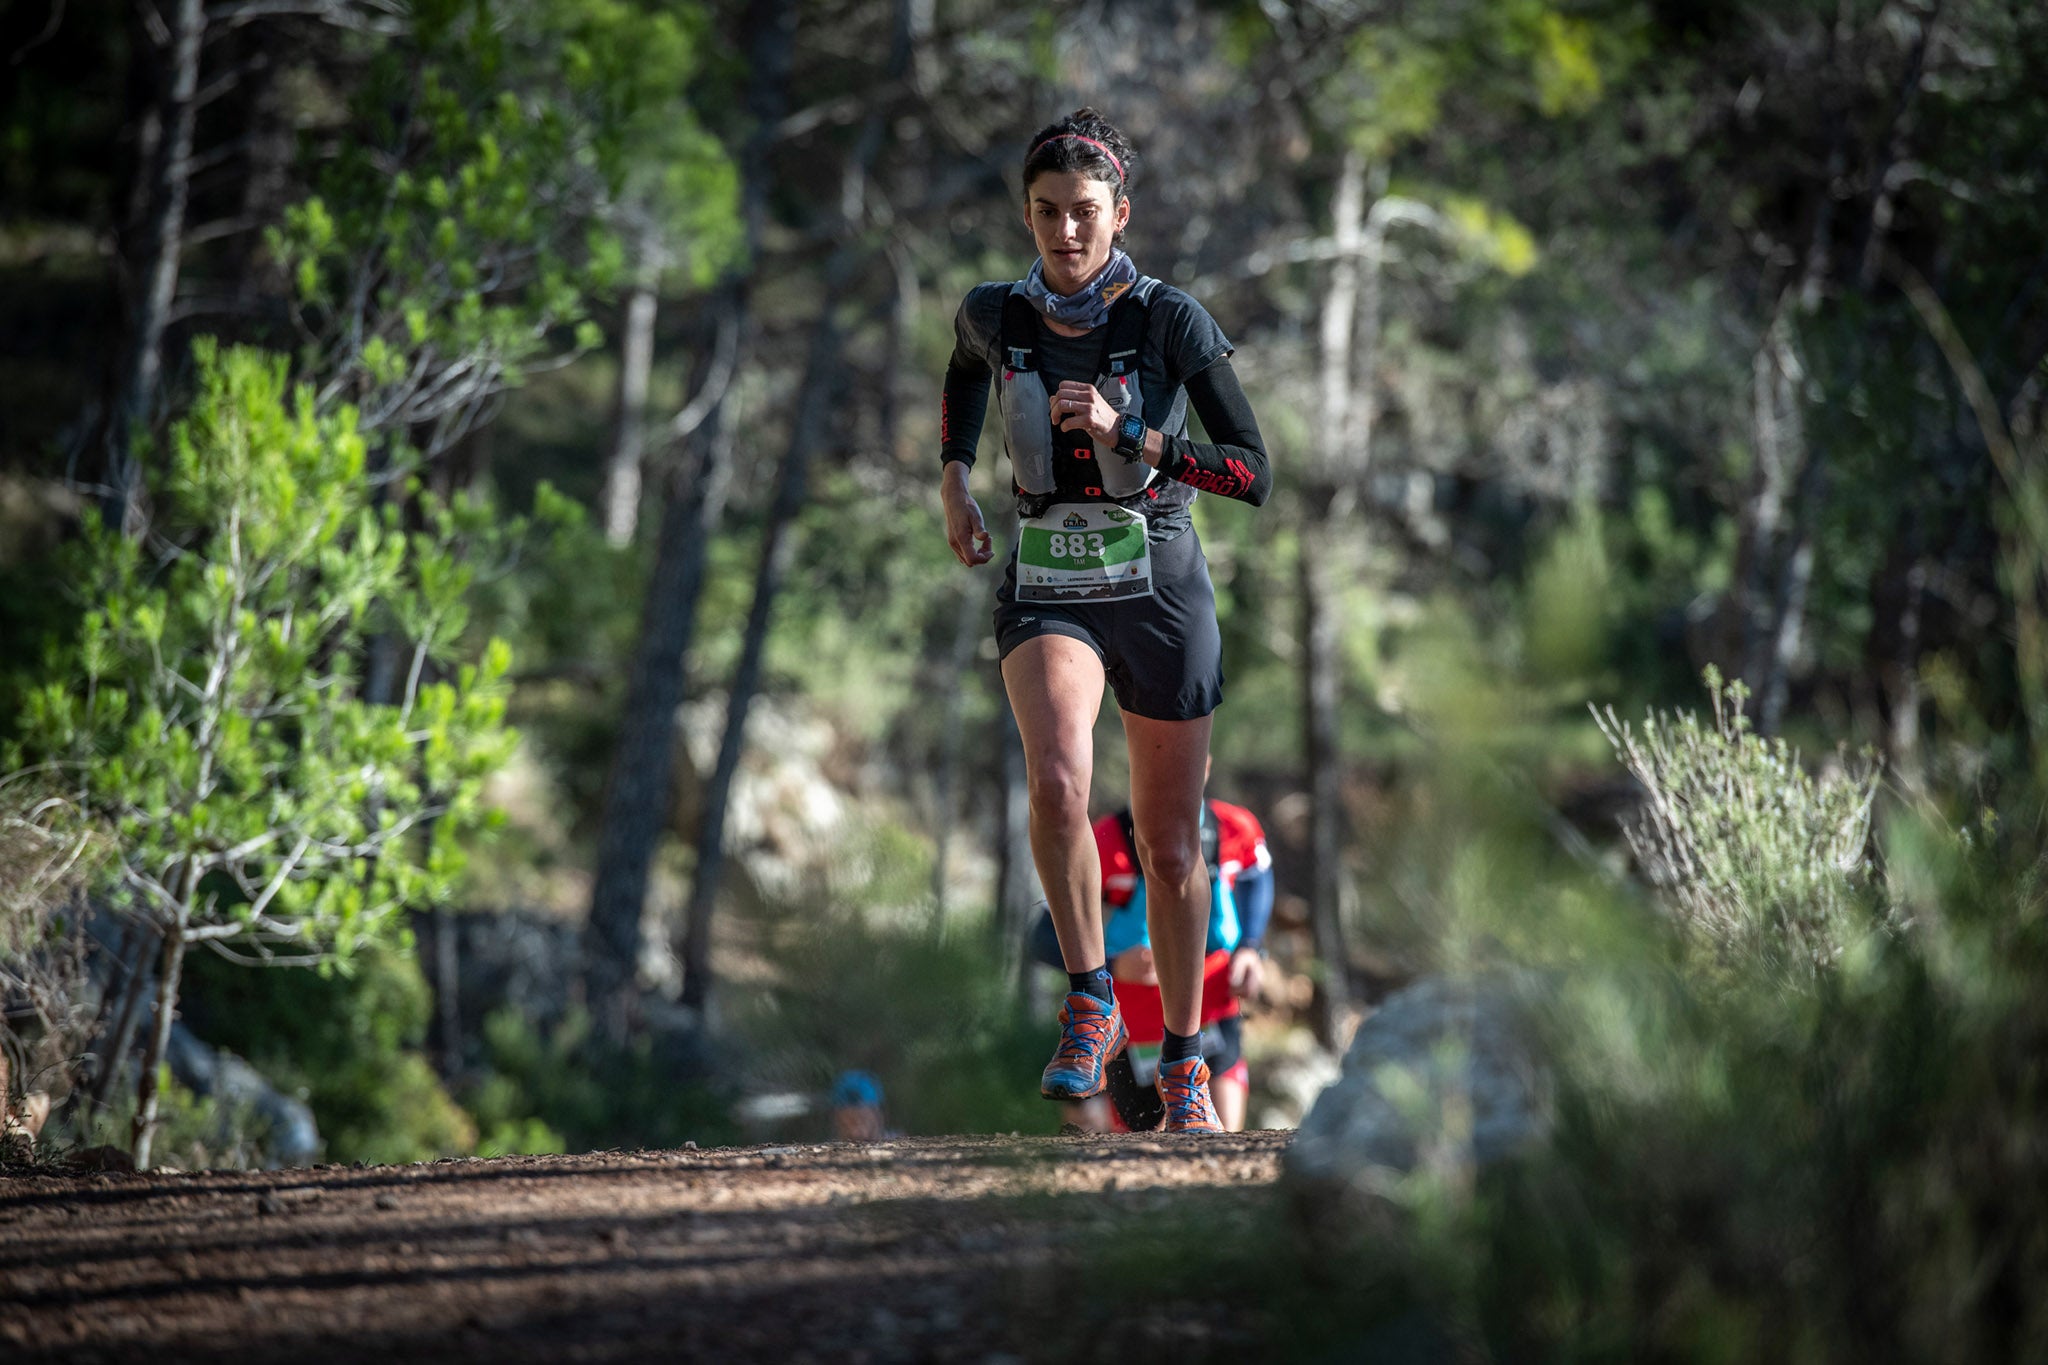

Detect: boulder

[1284,975,1549,1206]
[165,1022,321,1167]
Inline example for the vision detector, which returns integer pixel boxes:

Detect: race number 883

[1047,531,1107,560]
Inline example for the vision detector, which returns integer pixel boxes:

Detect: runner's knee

[1026,759,1091,828]
[1132,826,1202,887]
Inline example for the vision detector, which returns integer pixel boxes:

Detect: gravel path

[0,1131,1291,1363]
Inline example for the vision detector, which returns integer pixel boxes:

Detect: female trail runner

[938,109,1271,1132]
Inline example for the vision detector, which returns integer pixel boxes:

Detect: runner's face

[1025,171,1128,296]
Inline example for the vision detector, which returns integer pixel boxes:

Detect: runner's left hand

[1050,382,1118,441]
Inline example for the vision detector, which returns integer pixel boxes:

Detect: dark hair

[1021,108,1137,235]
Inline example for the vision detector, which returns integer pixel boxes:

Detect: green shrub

[52,1067,272,1172]
[180,941,475,1164]
[1594,666,1889,988]
[0,780,98,1123]
[742,898,1051,1140]
[460,1003,734,1155]
[2,341,518,1166]
[1449,796,2048,1363]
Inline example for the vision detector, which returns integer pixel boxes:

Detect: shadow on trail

[5,1183,1285,1365]
[0,1137,1298,1365]
[0,1133,1128,1215]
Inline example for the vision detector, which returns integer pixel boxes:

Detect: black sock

[1067,966,1114,1005]
[1160,1028,1202,1067]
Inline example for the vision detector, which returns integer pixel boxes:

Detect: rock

[1253,1029,1343,1131]
[165,1022,321,1168]
[1284,975,1549,1215]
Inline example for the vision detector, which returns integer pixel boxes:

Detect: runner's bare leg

[1213,1073,1248,1131]
[1003,635,1108,972]
[1123,710,1213,1037]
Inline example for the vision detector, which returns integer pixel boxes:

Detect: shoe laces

[1158,1060,1216,1127]
[1055,998,1115,1063]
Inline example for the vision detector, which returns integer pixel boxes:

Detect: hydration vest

[997,277,1161,516]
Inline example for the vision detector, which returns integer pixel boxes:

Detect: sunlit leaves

[1442,195,1538,276]
[1530,11,1604,116]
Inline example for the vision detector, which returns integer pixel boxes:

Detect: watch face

[1119,415,1145,446]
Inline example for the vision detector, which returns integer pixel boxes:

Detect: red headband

[1029,132,1126,184]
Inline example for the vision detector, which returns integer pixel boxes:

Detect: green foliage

[774,471,968,742]
[272,0,737,448]
[462,1004,736,1154]
[1595,667,1888,989]
[0,778,99,1124]
[1322,0,1645,157]
[55,1068,275,1172]
[1441,195,1539,277]
[180,940,476,1165]
[1523,502,1614,686]
[4,340,516,963]
[742,873,1052,1140]
[1449,790,2048,1362]
[1092,602,2048,1360]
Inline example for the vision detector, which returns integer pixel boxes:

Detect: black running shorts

[995,528,1224,722]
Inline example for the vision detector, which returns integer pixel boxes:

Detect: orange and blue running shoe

[1041,992,1129,1101]
[1156,1054,1224,1132]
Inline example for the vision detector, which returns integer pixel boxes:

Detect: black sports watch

[1114,413,1146,460]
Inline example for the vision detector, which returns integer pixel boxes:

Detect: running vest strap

[998,278,1160,517]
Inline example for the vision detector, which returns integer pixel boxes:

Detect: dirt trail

[0,1131,1291,1363]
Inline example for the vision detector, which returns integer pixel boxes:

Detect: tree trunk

[601,262,660,547]
[676,0,911,1017]
[583,364,741,1038]
[1298,519,1350,1044]
[995,685,1038,993]
[131,904,190,1170]
[108,0,207,537]
[1854,2,1940,292]
[879,242,920,463]
[1317,149,1366,480]
[434,907,461,1078]
[1868,518,1928,787]
[1735,320,1800,691]
[928,572,986,928]
[581,0,796,1040]
[1295,146,1368,1047]
[1758,446,1827,735]
[679,258,857,1014]
[88,921,153,1110]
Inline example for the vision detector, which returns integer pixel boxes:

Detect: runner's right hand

[943,480,993,567]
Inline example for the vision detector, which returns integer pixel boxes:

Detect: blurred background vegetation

[1,0,2045,1352]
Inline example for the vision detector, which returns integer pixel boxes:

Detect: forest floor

[0,1131,1295,1363]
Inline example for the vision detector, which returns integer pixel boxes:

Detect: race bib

[1016,502,1152,603]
